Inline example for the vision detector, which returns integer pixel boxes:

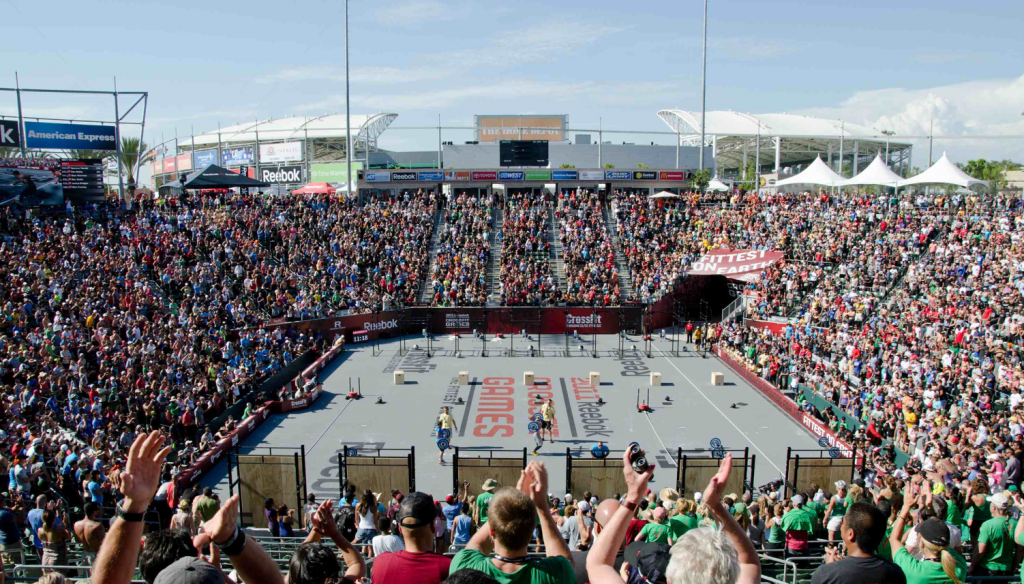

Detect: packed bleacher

[499,191,562,306]
[425,193,492,307]
[556,188,622,306]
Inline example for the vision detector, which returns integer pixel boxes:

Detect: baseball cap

[397,492,437,529]
[153,557,224,584]
[835,480,847,490]
[693,492,703,502]
[987,493,1011,510]
[917,519,951,547]
[445,494,456,504]
[578,501,591,512]
[791,495,805,505]
[624,542,670,584]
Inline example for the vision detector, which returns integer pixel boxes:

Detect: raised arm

[704,454,761,584]
[888,492,917,554]
[522,461,572,564]
[93,432,172,584]
[193,495,285,584]
[310,499,366,580]
[586,448,654,584]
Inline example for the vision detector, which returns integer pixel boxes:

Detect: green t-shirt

[639,522,670,544]
[195,496,220,522]
[978,517,1015,572]
[893,546,967,584]
[1015,530,1024,583]
[767,518,784,543]
[667,514,699,541]
[877,522,894,561]
[476,492,494,524]
[450,548,574,584]
[946,501,963,528]
[966,502,991,527]
[781,508,815,534]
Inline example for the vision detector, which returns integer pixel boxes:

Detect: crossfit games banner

[686,249,784,282]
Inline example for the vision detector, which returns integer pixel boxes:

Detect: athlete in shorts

[437,407,457,465]
[540,399,555,444]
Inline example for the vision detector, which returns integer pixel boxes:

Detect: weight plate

[527,421,541,433]
[438,428,452,441]
[346,447,358,457]
[829,447,841,459]
[710,438,722,448]
[818,437,830,448]
[436,439,450,451]
[712,448,726,459]
[533,412,544,422]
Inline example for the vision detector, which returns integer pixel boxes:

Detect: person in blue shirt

[591,441,610,459]
[87,471,104,506]
[451,502,474,545]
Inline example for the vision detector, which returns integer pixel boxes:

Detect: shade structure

[170,164,270,189]
[774,156,845,188]
[649,191,680,199]
[838,155,903,188]
[898,153,989,189]
[707,177,730,192]
[292,182,334,195]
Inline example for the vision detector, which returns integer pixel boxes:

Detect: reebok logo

[0,121,19,146]
[363,319,398,331]
[260,166,302,183]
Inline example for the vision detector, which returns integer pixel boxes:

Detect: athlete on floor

[437,406,457,465]
[541,399,556,444]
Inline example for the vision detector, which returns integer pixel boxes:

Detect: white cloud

[796,75,1024,164]
[371,1,458,24]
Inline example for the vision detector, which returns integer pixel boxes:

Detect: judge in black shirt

[810,502,906,584]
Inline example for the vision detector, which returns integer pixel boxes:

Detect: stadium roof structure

[657,110,912,174]
[178,113,399,152]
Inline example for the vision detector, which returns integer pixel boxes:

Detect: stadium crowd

[499,191,561,306]
[556,189,622,306]
[426,193,493,307]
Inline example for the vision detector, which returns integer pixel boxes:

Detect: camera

[627,442,649,474]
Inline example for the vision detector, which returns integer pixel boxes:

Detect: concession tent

[838,155,903,188]
[164,164,270,190]
[898,153,990,190]
[292,182,334,195]
[774,156,845,189]
[649,191,680,199]
[707,177,731,192]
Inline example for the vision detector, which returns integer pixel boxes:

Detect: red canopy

[291,182,334,195]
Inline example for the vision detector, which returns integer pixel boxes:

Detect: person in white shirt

[371,516,404,556]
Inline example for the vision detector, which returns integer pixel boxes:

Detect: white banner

[579,170,604,181]
[259,141,303,164]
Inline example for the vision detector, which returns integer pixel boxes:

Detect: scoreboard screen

[59,159,105,199]
[499,140,549,167]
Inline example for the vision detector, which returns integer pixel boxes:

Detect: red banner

[686,249,784,282]
[659,171,685,180]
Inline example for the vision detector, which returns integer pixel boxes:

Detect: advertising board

[193,150,218,168]
[259,141,303,163]
[475,115,566,142]
[222,146,254,166]
[24,122,117,150]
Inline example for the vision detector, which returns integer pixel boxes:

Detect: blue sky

[3,0,1022,172]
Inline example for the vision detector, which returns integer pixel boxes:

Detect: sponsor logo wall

[551,170,578,180]
[24,122,117,150]
[605,170,631,180]
[193,150,218,168]
[417,171,443,181]
[364,171,391,182]
[633,171,657,180]
[471,171,497,180]
[259,141,303,163]
[260,165,304,184]
[524,170,550,180]
[444,171,470,181]
[497,171,524,181]
[391,171,417,181]
[659,171,685,180]
[579,170,604,181]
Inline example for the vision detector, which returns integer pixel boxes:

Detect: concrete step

[419,207,447,304]
[486,207,504,303]
[603,203,634,299]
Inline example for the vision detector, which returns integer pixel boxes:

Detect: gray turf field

[201,332,821,502]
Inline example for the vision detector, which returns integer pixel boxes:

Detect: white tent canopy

[839,154,903,187]
[899,153,989,189]
[707,177,730,192]
[774,156,846,188]
[649,191,680,199]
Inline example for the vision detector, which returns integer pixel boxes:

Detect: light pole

[345,0,354,204]
[698,0,708,173]
[880,130,894,164]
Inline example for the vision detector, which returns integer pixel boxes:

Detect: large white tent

[707,177,731,192]
[899,153,989,189]
[774,156,846,188]
[839,154,903,188]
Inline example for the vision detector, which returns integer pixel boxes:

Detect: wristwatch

[116,503,146,522]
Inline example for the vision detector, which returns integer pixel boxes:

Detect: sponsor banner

[524,170,550,181]
[365,171,391,182]
[162,158,176,174]
[309,161,363,182]
[0,120,20,148]
[193,150,218,168]
[259,165,304,184]
[633,171,657,180]
[391,171,417,181]
[476,115,565,142]
[259,141,303,163]
[24,121,117,150]
[471,171,497,181]
[659,171,685,180]
[551,170,578,180]
[579,170,604,181]
[605,170,631,180]
[497,171,524,181]
[418,171,443,181]
[175,154,192,172]
[221,146,254,166]
[444,170,470,181]
[686,249,785,282]
[744,320,788,335]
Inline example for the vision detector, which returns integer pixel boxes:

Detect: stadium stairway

[418,206,448,304]
[486,206,503,306]
[548,207,565,294]
[603,203,635,300]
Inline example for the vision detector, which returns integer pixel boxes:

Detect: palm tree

[68,149,113,162]
[117,137,148,193]
[0,148,55,159]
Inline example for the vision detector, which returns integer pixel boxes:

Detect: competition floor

[202,332,822,501]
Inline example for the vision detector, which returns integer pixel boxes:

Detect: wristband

[622,500,638,512]
[116,503,146,523]
[215,526,247,557]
